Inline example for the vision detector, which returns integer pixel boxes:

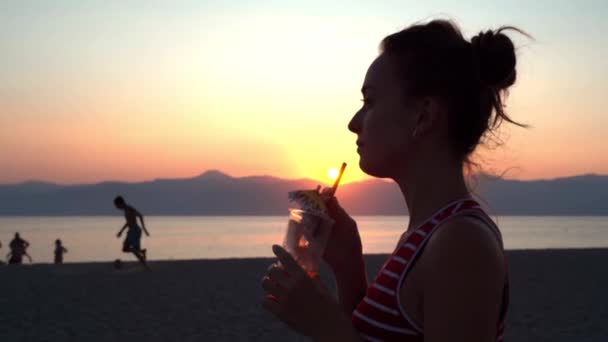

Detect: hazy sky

[1,0,607,184]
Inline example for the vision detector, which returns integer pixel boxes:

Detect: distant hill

[1,171,607,215]
[472,173,608,215]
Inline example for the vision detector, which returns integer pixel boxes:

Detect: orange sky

[1,2,607,185]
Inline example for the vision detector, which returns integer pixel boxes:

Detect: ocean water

[0,216,607,263]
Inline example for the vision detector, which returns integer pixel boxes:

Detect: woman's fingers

[320,187,334,200]
[261,294,282,316]
[272,245,305,278]
[261,275,286,301]
[267,263,290,283]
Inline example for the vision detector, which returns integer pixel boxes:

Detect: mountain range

[1,170,607,215]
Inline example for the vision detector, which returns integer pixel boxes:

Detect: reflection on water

[1,216,607,263]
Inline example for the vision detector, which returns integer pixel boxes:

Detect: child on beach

[54,239,68,264]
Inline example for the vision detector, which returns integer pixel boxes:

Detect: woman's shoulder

[420,215,505,279]
[434,214,502,250]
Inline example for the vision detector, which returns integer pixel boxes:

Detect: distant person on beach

[263,19,527,341]
[54,239,68,264]
[114,196,150,268]
[7,232,32,264]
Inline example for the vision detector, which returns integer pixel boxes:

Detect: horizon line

[1,169,607,187]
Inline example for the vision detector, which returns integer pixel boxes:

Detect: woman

[263,19,527,341]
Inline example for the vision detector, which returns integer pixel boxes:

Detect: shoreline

[1,247,607,265]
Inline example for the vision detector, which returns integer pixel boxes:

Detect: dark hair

[380,19,529,163]
[114,196,125,206]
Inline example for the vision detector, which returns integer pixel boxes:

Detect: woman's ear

[413,96,446,138]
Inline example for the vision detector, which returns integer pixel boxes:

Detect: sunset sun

[327,168,339,180]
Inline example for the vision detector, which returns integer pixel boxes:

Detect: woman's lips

[356,141,364,153]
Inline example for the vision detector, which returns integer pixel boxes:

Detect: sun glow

[327,168,339,181]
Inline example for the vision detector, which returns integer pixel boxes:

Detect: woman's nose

[348,108,363,134]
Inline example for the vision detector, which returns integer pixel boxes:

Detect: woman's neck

[394,153,470,231]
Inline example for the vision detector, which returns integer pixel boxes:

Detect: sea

[1,216,607,263]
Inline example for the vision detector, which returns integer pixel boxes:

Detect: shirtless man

[114,196,150,268]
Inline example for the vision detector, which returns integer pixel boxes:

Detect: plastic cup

[282,208,334,277]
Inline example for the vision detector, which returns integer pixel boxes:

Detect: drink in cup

[283,207,334,277]
[282,162,346,277]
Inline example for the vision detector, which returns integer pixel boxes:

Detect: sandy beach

[1,249,607,342]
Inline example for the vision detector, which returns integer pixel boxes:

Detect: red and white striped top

[352,198,509,342]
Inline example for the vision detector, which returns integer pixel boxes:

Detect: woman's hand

[262,245,352,340]
[320,190,363,273]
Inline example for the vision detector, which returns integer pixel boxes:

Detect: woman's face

[348,54,421,178]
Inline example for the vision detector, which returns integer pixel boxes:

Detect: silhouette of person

[114,196,150,268]
[7,232,32,264]
[54,239,68,264]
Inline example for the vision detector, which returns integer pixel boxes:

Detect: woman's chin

[359,158,391,178]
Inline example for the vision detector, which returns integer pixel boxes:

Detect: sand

[1,249,607,341]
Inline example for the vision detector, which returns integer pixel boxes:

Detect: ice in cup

[283,207,334,277]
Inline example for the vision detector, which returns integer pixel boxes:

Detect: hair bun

[471,28,517,90]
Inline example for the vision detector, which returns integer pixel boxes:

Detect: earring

[412,127,418,139]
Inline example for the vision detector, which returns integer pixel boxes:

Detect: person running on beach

[114,196,150,268]
[54,239,68,264]
[263,19,524,341]
[7,232,32,264]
